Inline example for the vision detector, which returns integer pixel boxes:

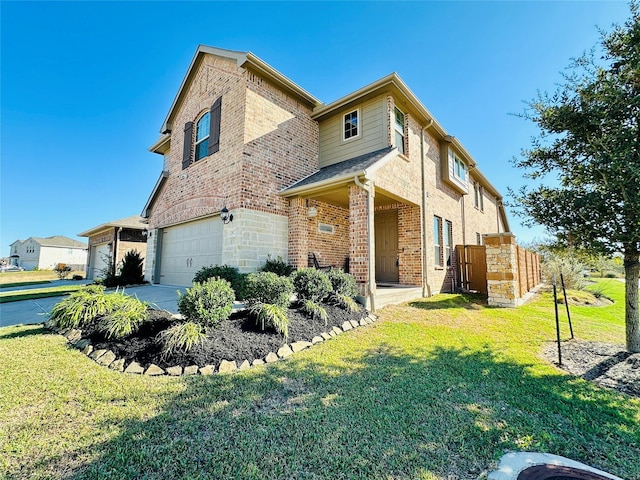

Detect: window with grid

[474,182,484,211]
[434,216,443,266]
[343,109,359,140]
[194,112,210,162]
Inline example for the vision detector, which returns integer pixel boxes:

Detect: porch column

[485,233,519,307]
[349,183,375,310]
[288,197,308,269]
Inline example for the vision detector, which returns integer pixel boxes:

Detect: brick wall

[397,203,422,285]
[306,199,350,269]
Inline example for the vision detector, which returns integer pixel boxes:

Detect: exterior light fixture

[220,206,233,224]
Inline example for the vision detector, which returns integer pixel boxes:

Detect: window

[182,97,222,169]
[394,107,405,155]
[434,216,442,267]
[474,182,484,211]
[444,221,453,266]
[454,154,466,181]
[476,233,482,245]
[194,112,210,162]
[343,109,359,141]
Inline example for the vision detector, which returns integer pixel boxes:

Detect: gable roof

[78,215,147,237]
[281,147,396,197]
[21,236,87,249]
[160,45,323,134]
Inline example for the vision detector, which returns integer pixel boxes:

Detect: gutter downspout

[421,119,433,298]
[353,175,376,312]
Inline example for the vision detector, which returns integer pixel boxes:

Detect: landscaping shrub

[158,321,206,359]
[49,285,111,329]
[244,272,293,309]
[261,255,294,277]
[118,250,145,285]
[99,293,148,339]
[326,269,357,297]
[300,298,328,324]
[54,264,72,280]
[249,303,289,338]
[193,264,247,300]
[177,278,234,327]
[542,253,588,290]
[291,268,332,302]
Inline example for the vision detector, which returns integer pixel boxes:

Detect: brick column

[398,204,422,285]
[485,233,519,307]
[349,185,370,297]
[288,197,308,269]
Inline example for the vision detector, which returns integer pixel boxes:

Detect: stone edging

[48,313,378,377]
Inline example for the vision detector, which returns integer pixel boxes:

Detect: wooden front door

[375,210,399,283]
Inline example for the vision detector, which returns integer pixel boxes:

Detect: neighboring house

[142,45,510,309]
[78,216,148,280]
[8,236,87,271]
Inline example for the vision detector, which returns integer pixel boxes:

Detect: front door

[375,210,399,283]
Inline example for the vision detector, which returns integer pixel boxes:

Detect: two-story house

[142,46,509,310]
[9,236,87,271]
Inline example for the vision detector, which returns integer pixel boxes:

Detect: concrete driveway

[0,284,186,329]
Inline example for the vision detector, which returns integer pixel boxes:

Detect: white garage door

[90,243,110,279]
[159,216,223,286]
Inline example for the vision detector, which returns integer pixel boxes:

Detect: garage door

[159,216,223,286]
[90,243,110,280]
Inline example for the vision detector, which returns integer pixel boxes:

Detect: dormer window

[453,154,466,182]
[394,107,405,155]
[343,109,359,141]
[194,112,210,162]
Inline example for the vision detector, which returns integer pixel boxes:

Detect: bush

[542,254,588,290]
[249,303,289,338]
[300,299,328,324]
[193,265,247,300]
[54,264,72,280]
[244,272,293,309]
[292,268,332,302]
[72,275,83,281]
[261,255,294,277]
[326,269,357,297]
[49,285,110,329]
[99,294,148,339]
[118,250,145,285]
[177,278,234,327]
[158,321,206,359]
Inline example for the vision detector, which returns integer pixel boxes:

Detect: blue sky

[1,1,631,254]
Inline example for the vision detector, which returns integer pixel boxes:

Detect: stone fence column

[485,233,519,307]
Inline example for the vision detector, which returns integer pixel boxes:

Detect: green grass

[0,280,52,289]
[0,285,86,303]
[0,279,638,479]
[0,270,83,285]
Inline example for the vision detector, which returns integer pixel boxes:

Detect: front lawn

[1,279,638,479]
[0,285,87,303]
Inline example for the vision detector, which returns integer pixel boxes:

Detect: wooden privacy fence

[456,233,542,306]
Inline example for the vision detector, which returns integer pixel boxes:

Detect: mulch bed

[541,340,640,398]
[82,303,368,370]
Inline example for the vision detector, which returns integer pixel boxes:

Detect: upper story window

[343,109,359,141]
[473,182,484,211]
[453,154,466,181]
[394,107,405,155]
[182,96,222,170]
[194,112,210,162]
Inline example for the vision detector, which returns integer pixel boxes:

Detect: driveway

[0,284,186,329]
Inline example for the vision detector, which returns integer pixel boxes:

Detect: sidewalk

[0,284,186,329]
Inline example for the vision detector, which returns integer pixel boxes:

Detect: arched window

[194,112,210,162]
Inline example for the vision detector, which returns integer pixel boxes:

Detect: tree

[511,2,640,351]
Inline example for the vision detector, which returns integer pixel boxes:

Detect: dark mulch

[83,304,368,370]
[541,340,640,398]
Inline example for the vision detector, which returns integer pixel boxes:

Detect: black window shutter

[182,121,193,170]
[208,96,221,155]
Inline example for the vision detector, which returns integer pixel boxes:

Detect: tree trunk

[624,250,640,353]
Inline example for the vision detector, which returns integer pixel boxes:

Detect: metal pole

[560,273,574,339]
[553,274,562,365]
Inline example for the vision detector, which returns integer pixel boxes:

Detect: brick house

[78,216,148,280]
[142,45,510,309]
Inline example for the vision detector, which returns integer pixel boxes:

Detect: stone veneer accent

[221,208,288,272]
[50,312,378,377]
[485,233,519,307]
